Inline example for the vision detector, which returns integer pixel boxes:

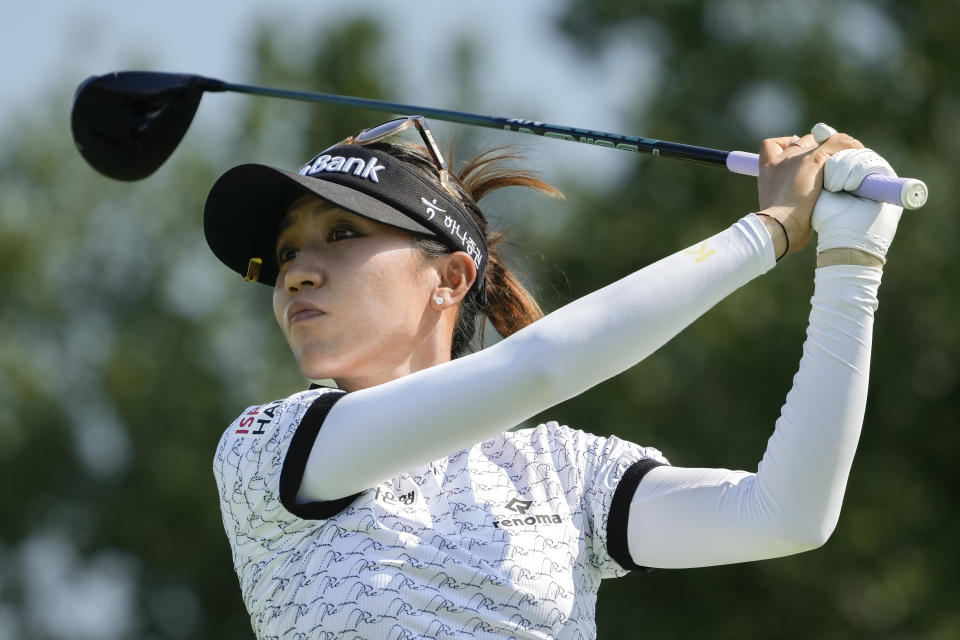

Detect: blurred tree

[542,1,959,638]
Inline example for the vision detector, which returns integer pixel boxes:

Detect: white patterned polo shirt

[214,387,668,639]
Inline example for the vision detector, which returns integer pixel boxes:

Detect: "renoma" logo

[494,497,565,529]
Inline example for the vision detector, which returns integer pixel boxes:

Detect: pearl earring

[435,296,444,305]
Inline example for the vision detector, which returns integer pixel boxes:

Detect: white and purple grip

[726,151,928,210]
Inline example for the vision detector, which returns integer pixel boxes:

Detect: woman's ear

[434,251,477,306]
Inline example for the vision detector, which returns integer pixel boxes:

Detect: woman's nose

[283,254,325,293]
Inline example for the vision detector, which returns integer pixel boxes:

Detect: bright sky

[3,0,651,182]
[2,1,905,182]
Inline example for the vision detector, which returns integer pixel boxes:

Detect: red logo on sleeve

[235,402,280,436]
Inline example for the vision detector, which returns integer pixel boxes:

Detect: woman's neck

[334,345,453,392]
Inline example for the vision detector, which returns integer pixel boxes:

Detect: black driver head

[71,71,221,181]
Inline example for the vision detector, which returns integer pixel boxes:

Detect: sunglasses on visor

[327,115,455,196]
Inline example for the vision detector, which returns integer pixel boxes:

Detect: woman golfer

[206,116,903,639]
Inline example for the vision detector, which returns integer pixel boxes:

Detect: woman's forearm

[626,265,881,567]
[300,215,777,502]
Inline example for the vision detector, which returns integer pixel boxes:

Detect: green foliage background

[1,3,956,638]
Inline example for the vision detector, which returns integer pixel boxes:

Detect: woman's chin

[293,348,336,381]
[298,360,336,381]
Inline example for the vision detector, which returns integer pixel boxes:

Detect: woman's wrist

[756,214,884,268]
[816,248,884,268]
[755,212,789,261]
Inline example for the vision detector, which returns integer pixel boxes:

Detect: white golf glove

[812,145,904,263]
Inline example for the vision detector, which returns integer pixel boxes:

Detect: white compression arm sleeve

[299,215,776,503]
[627,265,881,568]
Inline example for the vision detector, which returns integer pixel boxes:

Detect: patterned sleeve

[573,427,670,578]
[212,388,351,565]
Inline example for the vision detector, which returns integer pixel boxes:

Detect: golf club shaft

[209,79,926,209]
[216,80,724,161]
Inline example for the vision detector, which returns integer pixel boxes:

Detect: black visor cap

[203,146,486,291]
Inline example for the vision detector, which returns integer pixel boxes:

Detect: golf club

[71,71,928,209]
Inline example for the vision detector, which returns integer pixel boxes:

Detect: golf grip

[211,79,928,210]
[726,151,927,210]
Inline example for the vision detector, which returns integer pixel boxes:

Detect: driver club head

[71,71,218,181]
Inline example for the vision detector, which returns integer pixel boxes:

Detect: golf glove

[812,148,903,263]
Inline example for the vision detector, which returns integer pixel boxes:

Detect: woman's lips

[290,309,324,325]
[287,301,325,326]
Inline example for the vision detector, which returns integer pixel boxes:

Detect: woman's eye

[276,246,297,264]
[329,225,360,242]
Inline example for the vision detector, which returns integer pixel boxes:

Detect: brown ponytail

[456,147,562,346]
[366,141,563,358]
[483,232,545,339]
